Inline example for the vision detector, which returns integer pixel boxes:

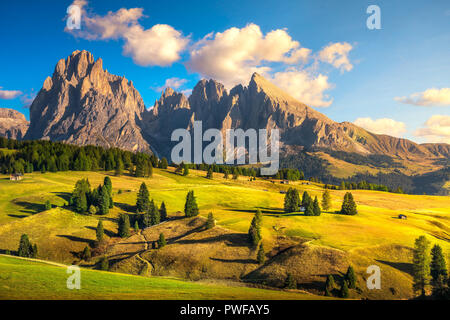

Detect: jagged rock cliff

[0,108,29,139]
[25,50,150,152]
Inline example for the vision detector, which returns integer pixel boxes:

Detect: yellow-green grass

[0,168,449,299]
[0,255,323,300]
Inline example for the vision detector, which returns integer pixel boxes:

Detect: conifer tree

[134,220,139,232]
[285,273,296,289]
[313,196,321,216]
[340,192,358,215]
[115,157,124,176]
[160,157,168,169]
[184,190,199,217]
[206,167,213,179]
[340,280,349,298]
[104,176,113,208]
[98,186,110,215]
[206,212,215,229]
[136,182,150,213]
[159,202,167,221]
[257,243,265,265]
[158,233,166,248]
[100,256,109,271]
[284,188,300,213]
[304,201,314,216]
[430,244,448,295]
[413,235,431,297]
[182,163,189,176]
[248,210,262,248]
[325,275,335,296]
[321,189,332,211]
[45,200,51,210]
[118,213,131,238]
[96,220,104,243]
[82,246,91,261]
[18,234,32,257]
[345,266,356,289]
[150,200,160,226]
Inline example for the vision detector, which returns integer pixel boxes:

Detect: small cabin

[279,190,287,194]
[10,173,23,181]
[398,214,407,220]
[281,180,289,184]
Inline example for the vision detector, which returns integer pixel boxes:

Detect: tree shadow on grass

[7,214,29,218]
[115,202,135,213]
[175,233,249,248]
[85,226,116,238]
[13,201,45,214]
[376,260,414,276]
[51,192,71,203]
[56,234,93,245]
[210,257,256,264]
[228,208,285,215]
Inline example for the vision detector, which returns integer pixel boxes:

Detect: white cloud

[318,42,353,72]
[395,88,450,107]
[186,24,311,88]
[270,69,333,107]
[66,1,189,66]
[354,117,407,137]
[0,88,22,99]
[154,77,188,92]
[414,115,450,143]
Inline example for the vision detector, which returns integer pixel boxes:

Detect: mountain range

[1,50,449,186]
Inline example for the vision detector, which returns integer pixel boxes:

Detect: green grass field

[0,168,448,299]
[0,255,322,300]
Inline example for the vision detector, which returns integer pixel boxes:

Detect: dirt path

[0,254,69,268]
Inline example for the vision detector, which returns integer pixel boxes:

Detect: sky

[0,0,449,144]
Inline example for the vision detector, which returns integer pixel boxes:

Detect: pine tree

[158,233,166,248]
[232,168,239,180]
[206,212,215,229]
[150,201,160,226]
[182,163,189,176]
[99,256,109,271]
[206,167,213,179]
[313,196,321,216]
[184,190,199,217]
[98,186,110,215]
[413,235,431,297]
[159,202,167,221]
[115,157,124,176]
[284,188,300,213]
[248,210,262,248]
[340,281,349,298]
[18,234,32,257]
[82,246,91,261]
[45,200,51,210]
[325,275,335,296]
[340,192,358,215]
[160,157,168,169]
[284,273,296,289]
[321,190,332,211]
[118,213,131,238]
[104,176,113,208]
[301,191,312,208]
[257,243,266,265]
[345,266,356,289]
[31,243,38,258]
[134,220,139,232]
[304,201,314,216]
[136,183,150,213]
[430,244,448,294]
[96,220,104,243]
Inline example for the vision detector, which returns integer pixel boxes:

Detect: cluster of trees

[70,177,113,215]
[0,137,169,178]
[17,234,37,258]
[324,266,356,298]
[340,192,358,215]
[272,168,304,181]
[283,189,321,216]
[412,236,449,299]
[324,180,400,194]
[247,210,266,265]
[136,183,168,228]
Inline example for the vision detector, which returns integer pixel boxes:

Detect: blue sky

[0,0,449,143]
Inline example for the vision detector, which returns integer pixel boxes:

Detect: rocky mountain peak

[0,108,29,140]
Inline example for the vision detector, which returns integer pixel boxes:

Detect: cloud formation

[414,115,450,143]
[187,24,311,89]
[66,1,189,66]
[318,42,353,72]
[0,88,22,100]
[270,69,333,107]
[154,77,188,92]
[395,88,450,107]
[354,117,407,137]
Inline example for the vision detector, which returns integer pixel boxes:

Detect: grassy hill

[0,168,449,299]
[0,255,320,300]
